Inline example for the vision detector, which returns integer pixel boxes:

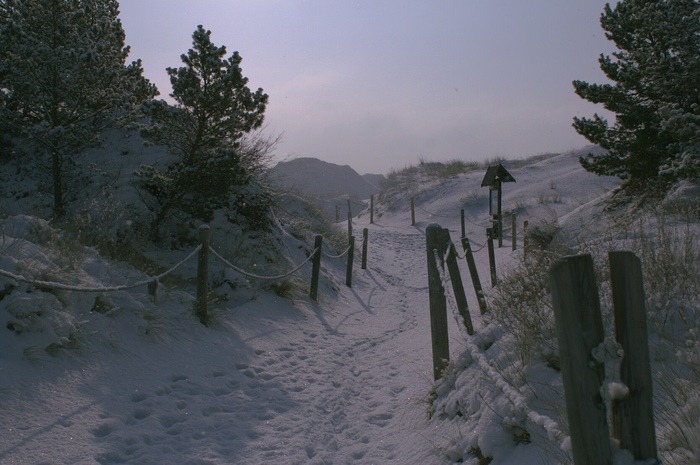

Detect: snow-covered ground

[1,146,699,464]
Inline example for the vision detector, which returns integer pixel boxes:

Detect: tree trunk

[149,192,186,240]
[51,149,65,218]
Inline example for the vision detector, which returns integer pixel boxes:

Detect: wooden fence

[424,218,659,463]
[549,252,658,465]
[198,225,370,323]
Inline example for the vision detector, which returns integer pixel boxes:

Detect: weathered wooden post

[511,214,517,251]
[523,220,529,260]
[461,237,488,314]
[346,236,355,287]
[361,228,368,270]
[370,195,374,224]
[460,209,466,239]
[410,197,416,226]
[609,251,658,462]
[549,254,611,465]
[196,224,210,325]
[445,240,473,335]
[426,224,450,380]
[309,235,323,301]
[486,228,497,287]
[347,199,353,240]
[498,196,503,249]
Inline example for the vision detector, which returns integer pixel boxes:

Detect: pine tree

[0,0,158,217]
[137,25,269,237]
[573,0,700,188]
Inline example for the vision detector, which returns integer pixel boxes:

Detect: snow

[1,139,699,464]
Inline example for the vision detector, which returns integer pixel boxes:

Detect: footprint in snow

[158,414,186,429]
[91,423,115,438]
[367,412,393,427]
[131,408,151,420]
[130,391,149,403]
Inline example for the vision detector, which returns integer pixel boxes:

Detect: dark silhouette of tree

[573,0,700,189]
[0,0,157,217]
[137,25,269,238]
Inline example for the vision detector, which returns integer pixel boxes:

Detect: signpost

[481,164,515,248]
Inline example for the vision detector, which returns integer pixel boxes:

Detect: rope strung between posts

[444,241,466,260]
[415,204,457,219]
[209,246,319,281]
[0,245,202,293]
[414,201,492,245]
[409,185,491,228]
[321,243,353,259]
[455,235,488,254]
[462,211,492,228]
[432,249,566,445]
[469,239,488,253]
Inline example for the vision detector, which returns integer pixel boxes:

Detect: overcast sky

[118,1,617,174]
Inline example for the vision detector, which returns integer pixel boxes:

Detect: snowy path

[234,225,434,464]
[1,222,464,465]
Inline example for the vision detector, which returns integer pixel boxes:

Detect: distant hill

[268,157,382,200]
[362,173,384,191]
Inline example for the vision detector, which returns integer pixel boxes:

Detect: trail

[232,223,441,464]
[0,222,459,465]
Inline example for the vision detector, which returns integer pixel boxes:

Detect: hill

[269,157,381,200]
[267,157,383,220]
[0,145,699,464]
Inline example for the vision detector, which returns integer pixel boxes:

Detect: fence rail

[0,245,201,293]
[425,223,660,463]
[0,224,368,325]
[426,223,566,445]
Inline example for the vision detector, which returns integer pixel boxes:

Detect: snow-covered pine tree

[573,0,700,188]
[137,25,269,238]
[0,0,158,217]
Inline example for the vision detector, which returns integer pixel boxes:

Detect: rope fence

[321,243,353,260]
[406,196,525,258]
[433,246,566,445]
[0,224,368,325]
[0,245,201,293]
[426,226,566,455]
[209,246,319,281]
[427,225,661,463]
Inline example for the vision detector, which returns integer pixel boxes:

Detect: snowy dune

[1,147,699,464]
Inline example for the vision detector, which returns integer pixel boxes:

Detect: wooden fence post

[549,254,612,465]
[523,220,529,260]
[445,239,473,335]
[370,195,374,224]
[346,236,355,287]
[347,199,353,240]
[460,209,466,239]
[361,228,368,270]
[511,214,517,251]
[498,216,503,249]
[196,224,210,325]
[309,235,323,301]
[609,251,658,462]
[461,237,488,314]
[410,197,416,226]
[487,228,497,287]
[426,224,449,380]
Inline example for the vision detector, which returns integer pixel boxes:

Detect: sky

[118,1,618,175]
